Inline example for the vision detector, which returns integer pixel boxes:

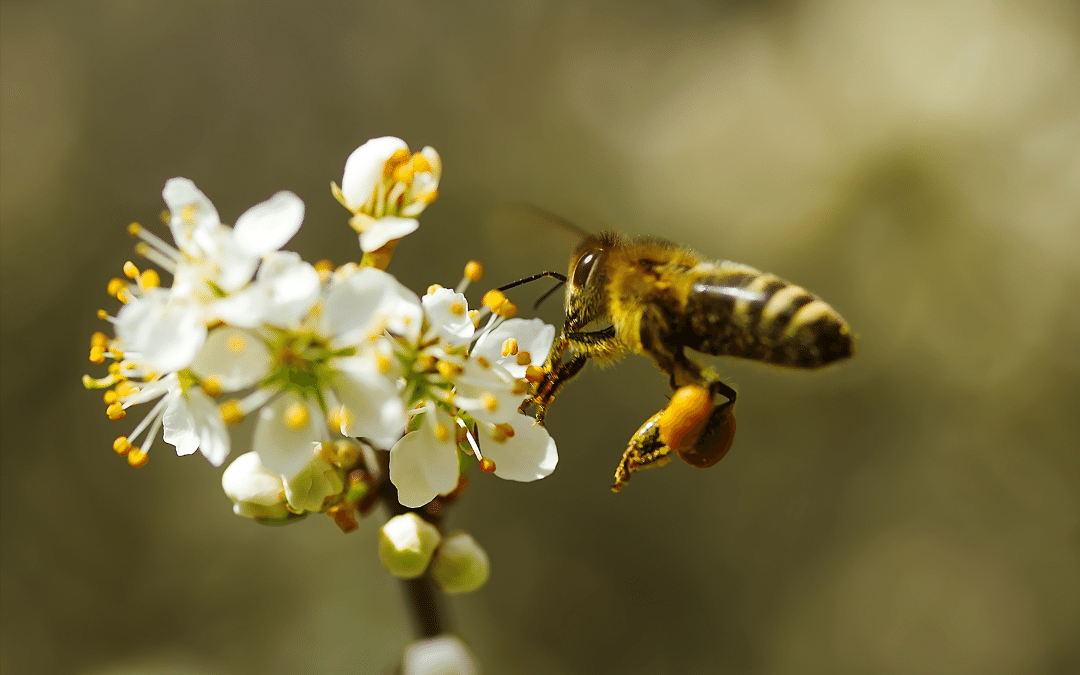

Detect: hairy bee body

[523,229,855,491]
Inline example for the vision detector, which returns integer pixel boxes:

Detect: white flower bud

[284,451,345,513]
[430,532,490,594]
[402,634,478,675]
[221,452,289,521]
[379,513,442,579]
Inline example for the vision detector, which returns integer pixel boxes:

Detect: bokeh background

[3,1,1079,673]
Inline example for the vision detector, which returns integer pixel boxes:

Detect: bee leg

[526,353,587,425]
[612,409,676,492]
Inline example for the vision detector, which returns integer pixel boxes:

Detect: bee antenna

[496,271,567,293]
[532,281,565,310]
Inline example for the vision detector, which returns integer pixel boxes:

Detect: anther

[498,302,518,319]
[501,338,519,357]
[412,153,432,174]
[480,392,498,413]
[434,422,451,443]
[226,333,247,354]
[525,365,545,383]
[139,269,161,289]
[97,309,109,320]
[427,284,444,295]
[437,361,461,378]
[106,402,126,420]
[89,347,106,365]
[159,209,170,225]
[475,356,491,369]
[201,377,222,398]
[107,278,127,298]
[113,436,132,456]
[479,458,497,473]
[515,350,532,366]
[376,353,394,374]
[314,259,334,276]
[127,222,142,236]
[103,390,118,404]
[127,447,149,467]
[284,401,309,430]
[495,422,515,438]
[482,289,507,312]
[464,261,484,283]
[91,331,109,348]
[123,261,140,279]
[220,399,244,425]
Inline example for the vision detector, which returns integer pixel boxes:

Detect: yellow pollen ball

[113,436,132,455]
[159,209,170,225]
[480,392,498,413]
[226,333,247,354]
[314,259,334,275]
[220,399,244,425]
[427,284,444,295]
[89,348,105,364]
[91,331,109,348]
[450,301,465,317]
[482,289,506,311]
[284,401,309,430]
[502,338,519,357]
[376,354,393,374]
[479,458,497,473]
[106,402,126,420]
[421,188,438,204]
[437,361,460,378]
[127,222,142,236]
[122,261,140,279]
[434,422,451,443]
[103,390,118,404]
[464,261,484,282]
[201,378,222,398]
[393,162,415,183]
[107,278,127,297]
[140,269,161,289]
[411,152,432,173]
[455,425,469,444]
[515,350,532,366]
[496,422,515,438]
[97,309,109,320]
[499,302,518,318]
[525,365,545,383]
[127,448,148,467]
[115,381,139,397]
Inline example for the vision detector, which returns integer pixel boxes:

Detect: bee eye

[572,251,600,288]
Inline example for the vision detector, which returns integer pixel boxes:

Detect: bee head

[565,233,618,331]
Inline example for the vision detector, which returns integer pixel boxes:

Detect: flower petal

[389,409,460,508]
[331,354,407,449]
[162,177,221,254]
[340,136,408,210]
[115,290,207,373]
[162,387,230,465]
[472,318,555,379]
[421,288,474,347]
[191,326,271,391]
[322,267,422,346]
[480,415,558,482]
[232,190,304,256]
[252,393,322,479]
[359,216,419,252]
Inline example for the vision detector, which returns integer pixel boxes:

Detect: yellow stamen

[127,222,142,236]
[107,278,127,298]
[220,399,243,425]
[107,362,123,376]
[226,332,247,354]
[114,381,139,397]
[122,261,140,279]
[416,354,437,372]
[106,402,126,420]
[515,350,532,366]
[427,284,444,295]
[127,448,148,467]
[180,204,197,224]
[376,353,394,374]
[437,361,461,378]
[284,401,309,430]
[495,422,516,439]
[91,331,109,348]
[201,377,222,398]
[480,392,498,413]
[159,209,170,225]
[113,436,132,456]
[434,422,451,443]
[411,152,432,173]
[464,261,483,282]
[115,287,131,304]
[502,338,519,357]
[139,269,161,289]
[89,347,106,365]
[479,458,497,473]
[385,148,410,176]
[482,289,507,311]
[525,365,545,383]
[314,259,334,275]
[498,302,518,318]
[512,380,531,395]
[97,309,108,320]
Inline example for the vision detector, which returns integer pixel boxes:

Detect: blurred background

[2,0,1078,673]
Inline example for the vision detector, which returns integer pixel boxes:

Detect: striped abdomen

[680,261,854,368]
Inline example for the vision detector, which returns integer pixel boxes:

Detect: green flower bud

[430,531,490,594]
[379,513,442,579]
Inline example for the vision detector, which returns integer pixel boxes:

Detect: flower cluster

[83,138,559,545]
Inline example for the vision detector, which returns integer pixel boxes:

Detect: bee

[502,229,855,492]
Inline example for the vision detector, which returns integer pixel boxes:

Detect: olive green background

[2,1,1078,673]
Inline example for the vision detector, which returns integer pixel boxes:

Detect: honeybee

[503,229,855,492]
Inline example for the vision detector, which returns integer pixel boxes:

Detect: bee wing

[482,203,590,279]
